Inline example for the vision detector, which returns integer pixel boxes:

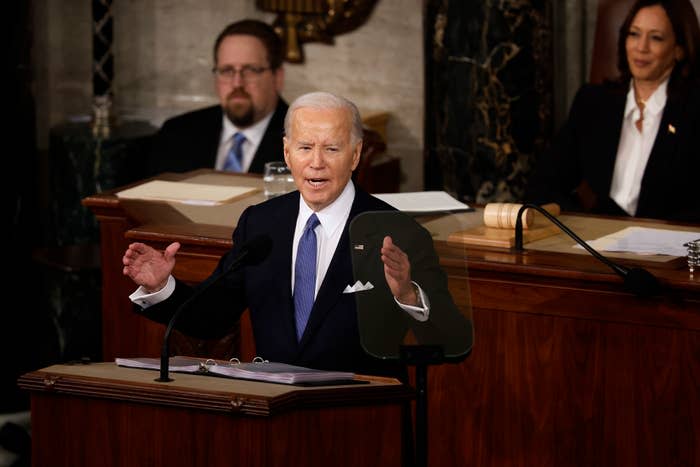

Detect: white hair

[284,91,363,145]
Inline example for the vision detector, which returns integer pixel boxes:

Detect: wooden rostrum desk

[83,170,700,467]
[19,362,411,467]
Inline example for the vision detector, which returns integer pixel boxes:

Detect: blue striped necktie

[223,132,246,172]
[294,213,320,341]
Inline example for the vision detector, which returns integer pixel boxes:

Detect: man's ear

[351,140,363,171]
[283,137,291,166]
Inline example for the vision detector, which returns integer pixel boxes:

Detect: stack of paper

[116,180,258,206]
[582,227,700,257]
[116,356,355,385]
[211,361,355,385]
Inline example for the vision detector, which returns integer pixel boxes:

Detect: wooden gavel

[483,202,560,229]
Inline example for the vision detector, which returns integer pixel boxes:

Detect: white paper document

[116,180,258,206]
[373,191,472,213]
[582,226,700,257]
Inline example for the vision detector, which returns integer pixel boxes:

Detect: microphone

[156,234,273,382]
[513,203,659,298]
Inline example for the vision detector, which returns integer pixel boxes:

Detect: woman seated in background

[528,0,700,223]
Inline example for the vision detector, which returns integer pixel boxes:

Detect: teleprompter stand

[400,345,445,467]
[349,210,475,467]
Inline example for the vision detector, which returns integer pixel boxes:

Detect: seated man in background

[527,0,700,223]
[146,19,288,177]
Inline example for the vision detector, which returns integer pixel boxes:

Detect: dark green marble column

[425,0,553,204]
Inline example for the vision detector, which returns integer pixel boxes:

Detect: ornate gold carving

[257,0,379,62]
[42,376,58,389]
[230,397,246,410]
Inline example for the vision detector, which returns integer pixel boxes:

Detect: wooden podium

[18,363,412,467]
[83,170,700,467]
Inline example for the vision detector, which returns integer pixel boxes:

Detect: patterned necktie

[223,132,246,172]
[294,213,320,341]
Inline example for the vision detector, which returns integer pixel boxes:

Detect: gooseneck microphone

[513,203,659,298]
[156,234,273,382]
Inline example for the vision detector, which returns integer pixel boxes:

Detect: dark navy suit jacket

[528,82,700,223]
[145,98,288,177]
[138,188,411,375]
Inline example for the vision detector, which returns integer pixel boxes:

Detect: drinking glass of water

[263,162,295,199]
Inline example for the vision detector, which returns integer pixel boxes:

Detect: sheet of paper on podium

[582,226,700,257]
[116,180,259,206]
[373,191,472,214]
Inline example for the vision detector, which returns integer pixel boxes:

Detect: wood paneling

[83,171,700,466]
[22,364,410,467]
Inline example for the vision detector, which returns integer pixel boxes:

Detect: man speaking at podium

[122,92,457,376]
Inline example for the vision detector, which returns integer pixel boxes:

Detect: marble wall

[425,0,554,204]
[423,0,603,204]
[31,0,425,190]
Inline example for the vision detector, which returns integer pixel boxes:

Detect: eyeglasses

[212,65,271,83]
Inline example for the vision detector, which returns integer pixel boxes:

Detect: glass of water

[263,162,295,199]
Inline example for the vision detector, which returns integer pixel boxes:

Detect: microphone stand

[154,234,271,382]
[156,237,271,383]
[155,250,250,382]
[513,203,659,297]
[514,204,628,276]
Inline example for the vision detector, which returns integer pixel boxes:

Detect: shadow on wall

[386,117,421,190]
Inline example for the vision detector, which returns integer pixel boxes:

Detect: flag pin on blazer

[353,244,364,250]
[668,123,676,134]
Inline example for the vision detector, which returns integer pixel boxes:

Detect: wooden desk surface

[19,363,409,417]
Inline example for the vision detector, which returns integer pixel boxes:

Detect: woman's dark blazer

[528,81,700,223]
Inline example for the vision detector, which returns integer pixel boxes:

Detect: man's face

[214,35,284,127]
[284,107,362,212]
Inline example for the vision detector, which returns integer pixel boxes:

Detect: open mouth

[306,178,328,187]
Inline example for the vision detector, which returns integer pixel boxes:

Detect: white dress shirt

[292,181,355,298]
[292,181,429,321]
[610,79,668,215]
[215,111,274,172]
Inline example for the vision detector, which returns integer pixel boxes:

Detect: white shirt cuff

[129,275,176,309]
[394,281,430,322]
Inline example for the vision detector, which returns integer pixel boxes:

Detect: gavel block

[448,203,561,248]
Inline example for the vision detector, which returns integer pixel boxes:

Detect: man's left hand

[381,236,417,306]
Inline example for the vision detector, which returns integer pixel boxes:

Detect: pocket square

[343,280,375,293]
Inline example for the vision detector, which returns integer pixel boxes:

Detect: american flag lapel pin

[353,244,364,250]
[668,124,676,134]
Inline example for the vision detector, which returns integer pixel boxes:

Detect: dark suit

[137,187,422,375]
[528,82,700,223]
[145,98,288,177]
